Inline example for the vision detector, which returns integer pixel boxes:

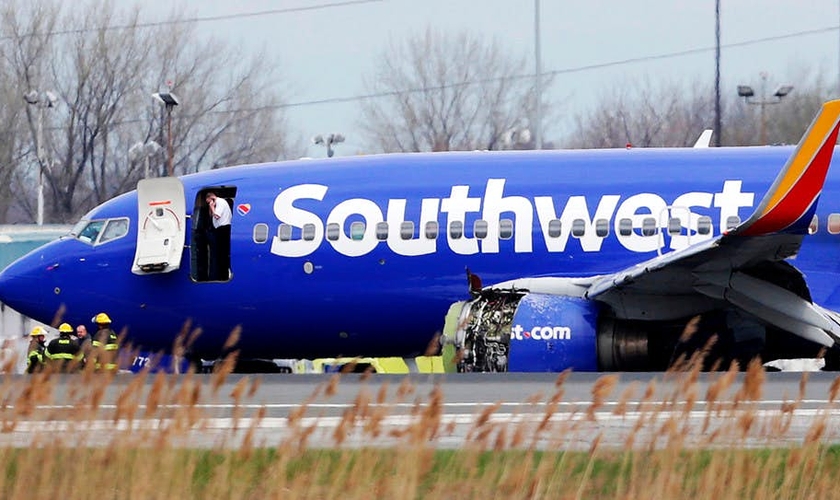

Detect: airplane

[2,100,840,373]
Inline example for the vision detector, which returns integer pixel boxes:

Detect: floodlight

[737,85,754,98]
[774,85,794,98]
[152,92,180,107]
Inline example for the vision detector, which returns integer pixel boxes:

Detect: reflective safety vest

[92,329,119,371]
[27,341,45,374]
[46,335,81,372]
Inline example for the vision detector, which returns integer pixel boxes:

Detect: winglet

[734,100,840,237]
[693,129,713,148]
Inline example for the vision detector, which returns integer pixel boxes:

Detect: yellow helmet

[58,323,73,334]
[29,326,45,337]
[94,312,111,324]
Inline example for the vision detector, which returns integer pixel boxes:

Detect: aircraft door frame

[132,177,187,274]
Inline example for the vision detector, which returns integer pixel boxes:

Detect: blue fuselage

[1,147,839,359]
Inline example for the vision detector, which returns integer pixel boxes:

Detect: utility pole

[23,90,57,225]
[714,0,722,146]
[534,0,543,150]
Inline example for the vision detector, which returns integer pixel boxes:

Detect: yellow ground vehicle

[309,356,446,374]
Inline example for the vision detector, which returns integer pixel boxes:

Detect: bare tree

[568,69,834,150]
[359,28,553,153]
[1,0,300,224]
[566,78,716,149]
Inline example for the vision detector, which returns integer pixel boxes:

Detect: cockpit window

[72,218,129,245]
[75,220,106,244]
[99,218,129,243]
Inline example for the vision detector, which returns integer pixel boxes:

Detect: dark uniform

[46,334,81,372]
[26,337,46,374]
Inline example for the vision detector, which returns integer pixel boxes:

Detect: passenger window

[595,219,609,238]
[726,216,740,231]
[449,221,463,239]
[302,223,316,241]
[548,219,561,238]
[77,220,106,244]
[572,219,586,238]
[253,223,269,244]
[474,220,488,239]
[618,218,632,236]
[326,222,340,241]
[499,219,513,239]
[829,214,840,235]
[400,221,414,240]
[642,217,657,237]
[278,224,292,242]
[668,217,682,236]
[99,218,129,243]
[375,222,389,241]
[697,216,712,235]
[350,222,365,241]
[425,221,439,239]
[808,215,818,235]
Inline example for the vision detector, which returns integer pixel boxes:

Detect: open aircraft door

[132,177,187,275]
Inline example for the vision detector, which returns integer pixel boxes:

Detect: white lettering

[386,198,440,256]
[326,199,382,257]
[268,179,756,259]
[535,195,620,252]
[481,179,533,253]
[714,180,754,234]
[670,192,714,250]
[511,324,572,340]
[271,184,327,257]
[440,185,481,255]
[614,193,668,253]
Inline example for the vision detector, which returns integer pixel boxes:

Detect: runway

[2,370,840,450]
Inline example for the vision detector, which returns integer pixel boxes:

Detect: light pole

[737,72,793,145]
[23,90,57,226]
[129,140,163,179]
[312,133,345,158]
[152,91,179,176]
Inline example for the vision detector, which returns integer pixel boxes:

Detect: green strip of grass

[2,445,839,499]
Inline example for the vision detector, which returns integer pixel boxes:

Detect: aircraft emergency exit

[2,100,840,372]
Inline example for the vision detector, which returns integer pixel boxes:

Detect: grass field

[2,357,840,499]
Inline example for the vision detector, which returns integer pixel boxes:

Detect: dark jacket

[46,334,81,372]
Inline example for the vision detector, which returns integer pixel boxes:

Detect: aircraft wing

[585,99,840,347]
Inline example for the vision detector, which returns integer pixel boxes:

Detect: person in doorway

[205,191,232,281]
[26,326,47,374]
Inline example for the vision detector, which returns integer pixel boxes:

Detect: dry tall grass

[0,357,839,499]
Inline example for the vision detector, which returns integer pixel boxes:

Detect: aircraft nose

[0,251,59,318]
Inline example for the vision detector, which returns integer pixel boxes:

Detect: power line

[43,23,840,128]
[0,0,382,41]
[237,24,840,112]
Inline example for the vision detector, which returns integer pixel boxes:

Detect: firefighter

[91,312,120,371]
[26,326,47,374]
[46,323,81,372]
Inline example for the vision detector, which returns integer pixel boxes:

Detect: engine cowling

[442,290,664,372]
[508,294,599,371]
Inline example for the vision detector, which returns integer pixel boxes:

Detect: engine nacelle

[507,294,599,372]
[443,290,660,372]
